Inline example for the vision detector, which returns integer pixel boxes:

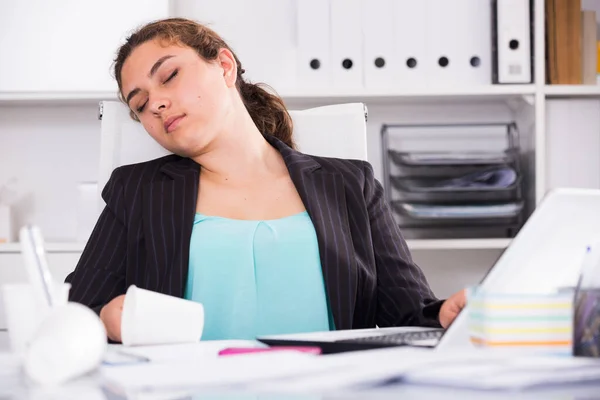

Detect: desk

[2,373,600,399]
[1,341,600,400]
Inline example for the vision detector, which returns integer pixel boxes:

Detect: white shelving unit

[1,0,599,297]
[0,91,118,105]
[0,243,85,254]
[544,85,600,98]
[0,86,536,107]
[280,84,537,105]
[406,239,512,251]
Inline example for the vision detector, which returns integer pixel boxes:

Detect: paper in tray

[397,202,524,219]
[389,149,516,167]
[389,172,522,204]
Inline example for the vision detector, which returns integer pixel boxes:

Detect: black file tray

[392,201,524,239]
[388,149,519,178]
[389,176,522,204]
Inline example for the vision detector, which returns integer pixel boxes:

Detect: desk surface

[2,330,600,399]
[3,375,600,400]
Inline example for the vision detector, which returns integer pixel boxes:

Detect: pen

[218,346,322,356]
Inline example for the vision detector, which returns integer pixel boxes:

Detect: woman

[65,18,465,343]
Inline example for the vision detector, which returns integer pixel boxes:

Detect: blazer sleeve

[64,168,128,316]
[362,161,444,328]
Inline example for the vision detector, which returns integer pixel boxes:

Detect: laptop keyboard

[335,329,444,346]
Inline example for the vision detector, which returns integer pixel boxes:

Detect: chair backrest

[97,101,368,204]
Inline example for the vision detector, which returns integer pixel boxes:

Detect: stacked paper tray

[467,291,574,355]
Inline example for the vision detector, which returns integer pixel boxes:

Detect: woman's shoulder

[102,154,193,200]
[309,155,375,183]
[109,154,190,182]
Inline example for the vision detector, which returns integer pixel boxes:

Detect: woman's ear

[217,48,238,88]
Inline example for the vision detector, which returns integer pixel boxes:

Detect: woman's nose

[150,96,171,114]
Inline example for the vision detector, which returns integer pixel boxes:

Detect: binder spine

[491,0,500,84]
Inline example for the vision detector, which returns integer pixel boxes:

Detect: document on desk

[107,340,263,364]
[248,349,600,393]
[102,343,600,393]
[100,351,331,390]
[403,354,600,390]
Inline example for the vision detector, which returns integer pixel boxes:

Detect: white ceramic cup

[1,282,71,354]
[121,285,204,347]
[24,302,107,385]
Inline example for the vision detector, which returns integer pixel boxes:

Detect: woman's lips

[164,115,185,133]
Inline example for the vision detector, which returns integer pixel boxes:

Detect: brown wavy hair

[113,18,295,148]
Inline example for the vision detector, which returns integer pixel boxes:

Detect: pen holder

[467,288,574,355]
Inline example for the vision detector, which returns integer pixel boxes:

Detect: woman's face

[120,39,238,157]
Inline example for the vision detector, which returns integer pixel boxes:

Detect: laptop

[258,188,600,353]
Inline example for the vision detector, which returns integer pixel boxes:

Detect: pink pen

[218,346,322,356]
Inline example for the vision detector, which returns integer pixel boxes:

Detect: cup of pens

[573,289,600,357]
[573,240,600,358]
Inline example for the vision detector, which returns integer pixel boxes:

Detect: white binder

[330,0,363,90]
[454,0,492,85]
[492,0,532,84]
[296,0,331,90]
[393,0,431,88]
[362,0,396,90]
[427,0,462,87]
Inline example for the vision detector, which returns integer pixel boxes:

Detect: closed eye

[137,101,147,113]
[135,69,177,114]
[164,69,178,84]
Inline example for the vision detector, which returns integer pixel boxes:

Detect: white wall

[0,105,100,241]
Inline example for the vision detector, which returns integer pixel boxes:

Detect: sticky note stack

[468,290,574,355]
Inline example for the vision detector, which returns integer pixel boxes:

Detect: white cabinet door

[0,251,82,330]
[0,0,169,93]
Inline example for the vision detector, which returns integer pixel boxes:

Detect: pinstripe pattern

[65,135,443,330]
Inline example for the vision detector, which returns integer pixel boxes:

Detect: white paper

[102,339,600,393]
[404,354,600,390]
[250,348,600,393]
[247,347,440,393]
[100,351,327,390]
[113,340,264,364]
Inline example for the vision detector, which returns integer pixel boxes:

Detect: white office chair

[97,101,368,205]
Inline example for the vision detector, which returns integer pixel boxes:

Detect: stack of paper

[467,290,574,354]
[404,353,600,390]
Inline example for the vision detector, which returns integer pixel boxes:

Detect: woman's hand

[99,295,126,342]
[439,289,467,329]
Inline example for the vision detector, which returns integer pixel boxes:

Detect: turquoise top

[184,211,333,340]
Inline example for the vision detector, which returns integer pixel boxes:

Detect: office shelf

[0,91,118,105]
[0,85,537,106]
[406,238,512,251]
[544,85,600,98]
[0,242,85,253]
[280,85,536,105]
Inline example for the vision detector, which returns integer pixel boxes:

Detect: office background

[0,0,599,310]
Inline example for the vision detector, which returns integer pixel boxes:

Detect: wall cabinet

[0,0,169,93]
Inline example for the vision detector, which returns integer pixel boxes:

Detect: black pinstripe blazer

[65,135,443,330]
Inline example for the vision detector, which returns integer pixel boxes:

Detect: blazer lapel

[268,136,357,330]
[142,156,199,296]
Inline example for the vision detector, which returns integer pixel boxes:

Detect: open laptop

[258,188,600,353]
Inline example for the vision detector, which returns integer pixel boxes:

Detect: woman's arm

[64,169,128,316]
[362,162,444,328]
